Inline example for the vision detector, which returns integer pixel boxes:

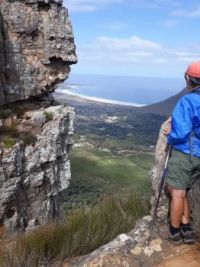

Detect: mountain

[139,88,187,116]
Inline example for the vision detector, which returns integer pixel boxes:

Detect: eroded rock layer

[0,105,74,232]
[0,0,77,106]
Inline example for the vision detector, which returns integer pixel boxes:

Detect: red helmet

[186,61,200,78]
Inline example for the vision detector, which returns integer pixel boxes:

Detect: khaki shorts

[166,149,200,190]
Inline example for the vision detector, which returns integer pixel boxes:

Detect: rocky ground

[62,216,200,267]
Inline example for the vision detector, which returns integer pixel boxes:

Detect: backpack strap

[191,89,200,95]
[189,88,200,160]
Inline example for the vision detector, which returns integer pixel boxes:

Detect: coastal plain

[55,92,167,210]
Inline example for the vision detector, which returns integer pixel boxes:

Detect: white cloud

[104,22,128,31]
[168,49,200,62]
[65,0,182,13]
[163,19,180,28]
[76,35,200,67]
[155,58,167,64]
[171,6,200,18]
[94,36,162,51]
[65,0,123,12]
[128,0,181,9]
[77,35,162,65]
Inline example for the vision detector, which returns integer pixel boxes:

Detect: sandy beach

[55,89,145,107]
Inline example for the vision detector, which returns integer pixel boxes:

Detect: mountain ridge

[139,88,187,116]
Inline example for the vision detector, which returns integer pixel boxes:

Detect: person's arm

[167,97,193,145]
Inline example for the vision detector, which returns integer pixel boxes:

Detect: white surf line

[56,89,146,107]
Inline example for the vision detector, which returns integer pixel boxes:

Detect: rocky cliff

[0,0,77,106]
[0,0,77,233]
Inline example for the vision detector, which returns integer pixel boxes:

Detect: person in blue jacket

[164,61,200,245]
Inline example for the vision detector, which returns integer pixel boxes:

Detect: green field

[62,146,153,211]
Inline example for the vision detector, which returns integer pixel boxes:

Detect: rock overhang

[0,0,77,107]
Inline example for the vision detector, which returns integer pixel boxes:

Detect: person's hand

[163,117,171,135]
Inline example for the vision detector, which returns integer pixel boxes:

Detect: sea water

[57,74,185,106]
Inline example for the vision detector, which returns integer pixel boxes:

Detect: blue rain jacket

[167,87,200,158]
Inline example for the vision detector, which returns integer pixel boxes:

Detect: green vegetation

[0,193,149,267]
[11,106,26,118]
[20,132,37,146]
[0,98,158,265]
[73,103,166,148]
[0,124,19,148]
[0,106,25,119]
[0,109,12,119]
[62,146,153,211]
[2,137,16,148]
[3,124,19,138]
[43,111,54,122]
[0,124,37,148]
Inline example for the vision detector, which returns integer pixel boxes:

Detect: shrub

[0,109,12,119]
[2,137,16,149]
[0,125,37,148]
[4,125,19,138]
[0,124,18,149]
[43,111,54,122]
[20,132,37,146]
[12,106,26,118]
[0,192,149,266]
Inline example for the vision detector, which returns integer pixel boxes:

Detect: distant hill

[139,88,187,116]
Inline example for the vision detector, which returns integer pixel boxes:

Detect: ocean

[57,74,185,106]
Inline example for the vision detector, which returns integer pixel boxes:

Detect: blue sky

[64,0,200,78]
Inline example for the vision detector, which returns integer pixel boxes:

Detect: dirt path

[158,248,200,267]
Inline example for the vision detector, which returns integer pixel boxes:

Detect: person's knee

[170,188,186,199]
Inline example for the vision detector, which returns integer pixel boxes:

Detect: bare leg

[168,185,186,227]
[181,197,190,224]
[167,186,194,244]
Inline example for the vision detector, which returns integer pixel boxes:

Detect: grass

[0,106,25,119]
[3,124,19,138]
[43,111,54,122]
[2,137,16,148]
[0,125,19,148]
[0,124,37,148]
[20,132,37,146]
[0,109,12,119]
[0,193,149,267]
[72,147,153,190]
[62,146,153,211]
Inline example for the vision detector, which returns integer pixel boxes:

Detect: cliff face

[0,105,74,232]
[0,0,77,232]
[0,0,77,106]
